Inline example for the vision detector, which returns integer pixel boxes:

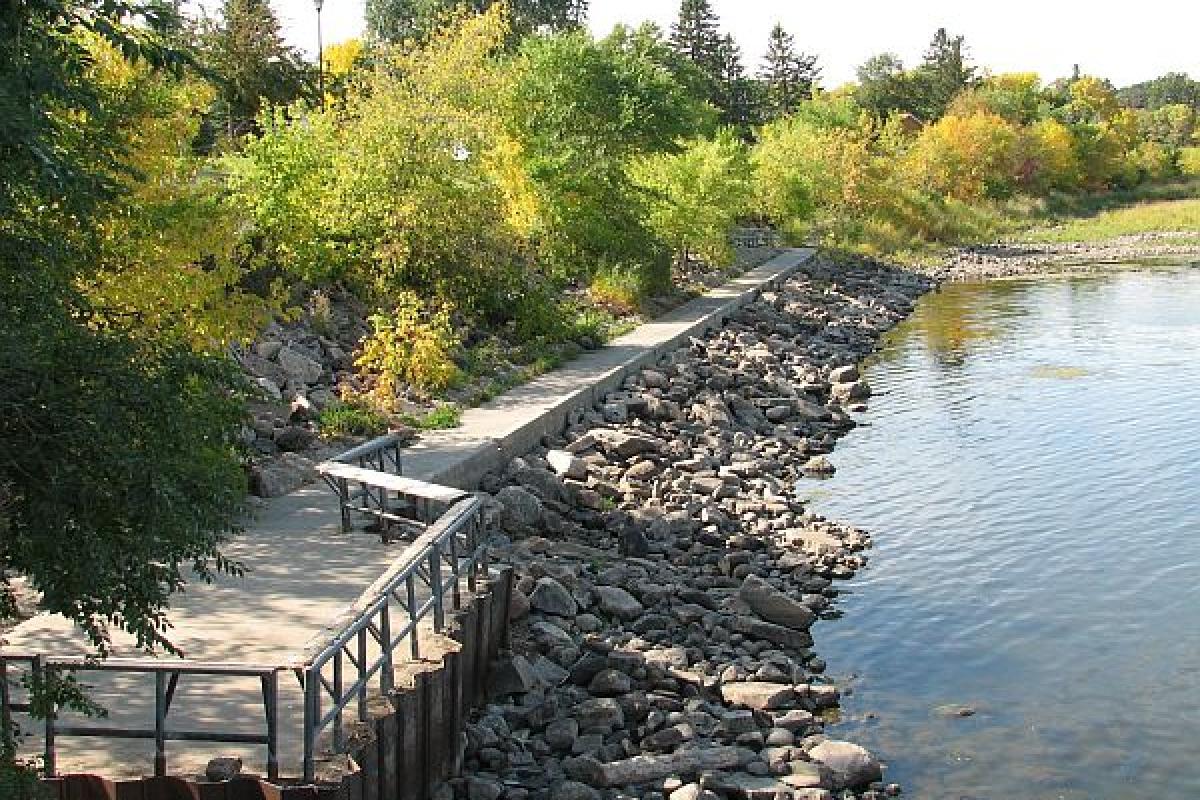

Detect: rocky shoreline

[932,231,1200,281]
[446,256,935,800]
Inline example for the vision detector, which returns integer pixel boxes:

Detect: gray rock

[557,781,600,800]
[204,756,242,782]
[274,425,316,453]
[514,466,567,503]
[576,746,755,787]
[588,669,632,696]
[254,376,283,401]
[495,485,543,531]
[740,575,816,631]
[575,697,625,733]
[530,577,578,617]
[720,682,796,711]
[545,718,579,752]
[489,654,537,697]
[807,740,882,790]
[277,346,323,385]
[594,586,644,620]
[547,450,588,481]
[250,453,316,498]
[802,456,836,476]
[732,616,815,649]
[828,365,859,384]
[589,429,658,459]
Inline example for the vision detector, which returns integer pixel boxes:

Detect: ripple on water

[808,266,1200,798]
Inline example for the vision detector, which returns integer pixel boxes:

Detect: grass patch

[318,401,390,438]
[1016,193,1200,243]
[399,403,462,430]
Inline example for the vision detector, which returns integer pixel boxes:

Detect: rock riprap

[449,258,931,800]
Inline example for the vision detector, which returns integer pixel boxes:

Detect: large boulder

[739,575,816,631]
[277,346,323,385]
[249,453,316,498]
[546,450,588,481]
[720,682,796,711]
[495,485,542,531]
[807,740,882,790]
[594,585,644,620]
[529,576,577,617]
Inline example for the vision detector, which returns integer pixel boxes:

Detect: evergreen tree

[669,0,723,84]
[200,0,311,139]
[365,0,587,44]
[759,23,820,119]
[714,34,756,130]
[916,27,976,119]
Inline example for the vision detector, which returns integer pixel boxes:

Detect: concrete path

[405,248,815,487]
[1,248,815,780]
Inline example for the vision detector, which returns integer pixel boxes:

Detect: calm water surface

[806,265,1200,799]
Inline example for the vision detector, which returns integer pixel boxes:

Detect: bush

[318,401,389,438]
[1182,147,1200,176]
[631,129,754,268]
[356,292,460,403]
[903,112,1022,201]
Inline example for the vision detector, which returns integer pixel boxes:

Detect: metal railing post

[154,671,167,776]
[430,543,445,632]
[332,651,344,752]
[380,605,394,695]
[36,658,55,778]
[407,574,420,659]
[303,665,318,783]
[356,629,368,722]
[262,671,279,781]
[0,658,11,754]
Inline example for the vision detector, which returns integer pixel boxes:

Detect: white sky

[265,0,1199,88]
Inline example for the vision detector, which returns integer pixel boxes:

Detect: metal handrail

[0,434,492,784]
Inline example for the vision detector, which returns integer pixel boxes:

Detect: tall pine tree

[200,0,310,139]
[917,27,976,119]
[759,23,820,119]
[670,0,723,87]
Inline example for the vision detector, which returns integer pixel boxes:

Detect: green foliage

[632,129,753,267]
[759,23,819,120]
[366,0,587,44]
[400,403,463,430]
[198,0,312,141]
[357,293,461,402]
[318,401,390,437]
[508,29,708,282]
[1,286,249,655]
[1182,147,1200,176]
[1,0,251,662]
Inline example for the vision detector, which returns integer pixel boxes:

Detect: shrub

[318,401,389,438]
[1182,147,1200,176]
[356,292,460,403]
[631,129,754,268]
[903,112,1022,201]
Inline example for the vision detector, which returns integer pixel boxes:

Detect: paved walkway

[1,248,815,780]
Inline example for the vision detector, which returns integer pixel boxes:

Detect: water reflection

[809,265,1200,798]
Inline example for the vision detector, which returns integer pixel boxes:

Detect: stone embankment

[935,231,1200,280]
[448,257,933,800]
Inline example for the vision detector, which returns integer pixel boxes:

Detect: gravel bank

[448,256,933,800]
[932,231,1200,281]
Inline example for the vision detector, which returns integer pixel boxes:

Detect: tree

[1,0,250,660]
[631,129,753,267]
[508,28,712,291]
[669,0,722,75]
[759,23,819,120]
[855,53,922,120]
[915,27,976,119]
[199,0,311,139]
[714,34,758,129]
[365,0,587,44]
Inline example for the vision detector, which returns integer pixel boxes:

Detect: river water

[805,264,1200,799]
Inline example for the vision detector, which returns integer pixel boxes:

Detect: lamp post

[314,0,325,110]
